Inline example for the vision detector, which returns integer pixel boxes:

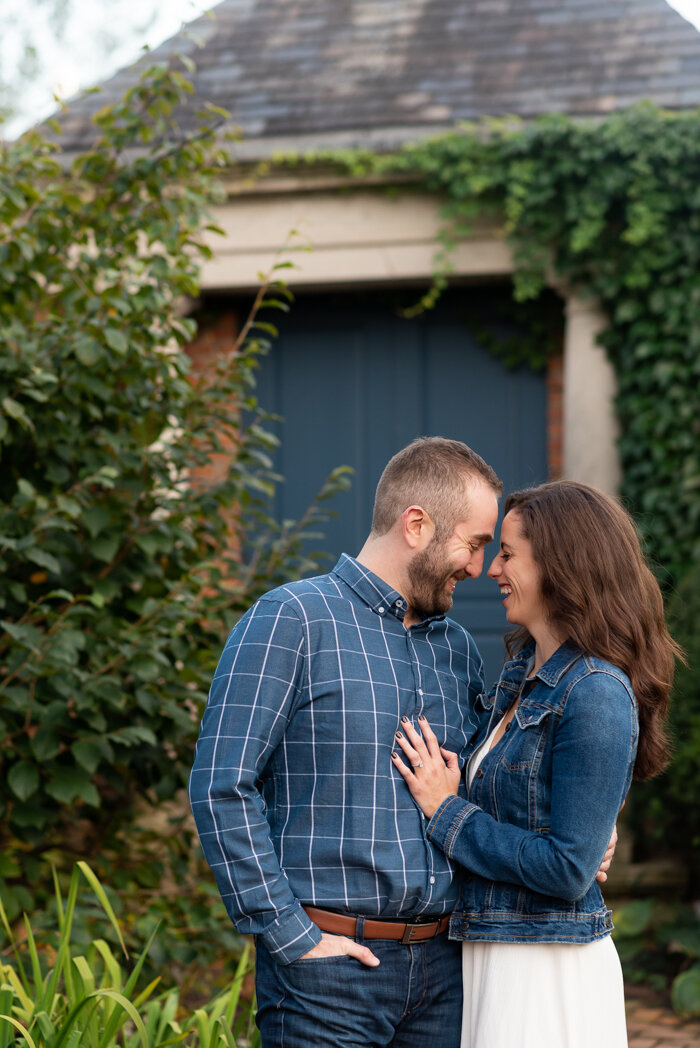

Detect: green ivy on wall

[296,103,700,585]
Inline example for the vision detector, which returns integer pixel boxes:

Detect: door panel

[250,287,550,684]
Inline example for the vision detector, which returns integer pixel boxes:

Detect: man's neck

[354,537,409,607]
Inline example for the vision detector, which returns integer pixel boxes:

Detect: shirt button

[396,599,403,607]
[378,606,385,614]
[429,876,436,884]
[418,688,424,696]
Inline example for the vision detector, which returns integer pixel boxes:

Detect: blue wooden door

[252,288,549,684]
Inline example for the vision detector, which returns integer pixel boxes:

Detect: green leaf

[90,534,121,563]
[17,479,36,499]
[671,965,700,1018]
[1,621,43,651]
[45,767,99,806]
[8,762,40,802]
[2,397,34,431]
[104,328,129,354]
[612,899,655,937]
[26,548,61,574]
[135,532,165,556]
[30,730,61,762]
[82,506,112,538]
[75,338,102,365]
[72,740,103,774]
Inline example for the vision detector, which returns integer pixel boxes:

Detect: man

[189,437,611,1046]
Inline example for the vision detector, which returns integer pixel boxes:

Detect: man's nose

[466,551,485,578]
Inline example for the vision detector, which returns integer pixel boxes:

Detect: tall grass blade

[223,944,251,1027]
[22,915,44,993]
[43,865,80,1011]
[55,989,148,1048]
[131,976,162,1010]
[0,991,14,1048]
[0,964,34,1014]
[98,923,161,1048]
[0,895,30,994]
[52,864,66,933]
[77,862,128,959]
[92,940,123,989]
[0,1015,37,1048]
[213,1015,238,1048]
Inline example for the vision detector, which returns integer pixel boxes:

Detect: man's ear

[402,505,436,550]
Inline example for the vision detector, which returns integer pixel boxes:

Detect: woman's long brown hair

[503,481,682,780]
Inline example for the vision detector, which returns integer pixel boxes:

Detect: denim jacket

[427,641,638,943]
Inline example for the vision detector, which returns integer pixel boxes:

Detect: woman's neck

[532,627,567,674]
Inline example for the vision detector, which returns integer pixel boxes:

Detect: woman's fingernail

[401,716,409,723]
[418,714,427,722]
[395,731,403,739]
[391,751,400,758]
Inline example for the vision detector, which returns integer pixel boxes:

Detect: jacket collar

[502,639,583,689]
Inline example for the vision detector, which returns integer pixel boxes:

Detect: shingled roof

[56,0,700,156]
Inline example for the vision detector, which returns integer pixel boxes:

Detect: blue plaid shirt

[189,554,485,964]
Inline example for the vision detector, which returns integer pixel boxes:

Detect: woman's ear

[402,505,436,550]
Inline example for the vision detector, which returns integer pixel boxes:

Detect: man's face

[406,480,499,621]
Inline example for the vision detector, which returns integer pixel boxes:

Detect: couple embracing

[189,437,678,1048]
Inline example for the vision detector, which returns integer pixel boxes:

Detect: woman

[391,481,680,1048]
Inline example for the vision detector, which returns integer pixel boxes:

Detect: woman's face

[488,511,547,635]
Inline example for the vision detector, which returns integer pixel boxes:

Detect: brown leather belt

[303,905,450,945]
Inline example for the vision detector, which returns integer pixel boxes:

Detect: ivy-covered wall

[303,103,700,586]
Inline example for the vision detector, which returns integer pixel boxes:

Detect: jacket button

[505,722,512,733]
[476,769,484,779]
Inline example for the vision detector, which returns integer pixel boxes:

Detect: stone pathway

[627,993,700,1047]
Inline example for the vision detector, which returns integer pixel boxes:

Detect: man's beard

[406,542,454,621]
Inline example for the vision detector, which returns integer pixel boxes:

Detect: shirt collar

[331,554,408,621]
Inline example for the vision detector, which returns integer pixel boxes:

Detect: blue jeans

[254,930,463,1047]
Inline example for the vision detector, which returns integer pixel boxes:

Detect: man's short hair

[371,436,502,543]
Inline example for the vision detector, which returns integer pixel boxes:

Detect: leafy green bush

[0,862,259,1047]
[614,898,700,1018]
[0,62,349,925]
[629,564,700,886]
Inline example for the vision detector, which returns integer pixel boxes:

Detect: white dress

[460,719,628,1048]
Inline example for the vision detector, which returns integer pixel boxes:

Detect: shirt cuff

[426,795,479,857]
[259,905,323,965]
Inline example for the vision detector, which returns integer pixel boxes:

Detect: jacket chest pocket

[499,705,554,774]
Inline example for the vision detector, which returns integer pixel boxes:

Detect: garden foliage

[0,862,260,1047]
[0,62,349,930]
[305,104,700,584]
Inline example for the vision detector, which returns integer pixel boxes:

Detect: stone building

[56,0,700,671]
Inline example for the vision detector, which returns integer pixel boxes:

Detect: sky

[1,0,700,139]
[0,0,209,137]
